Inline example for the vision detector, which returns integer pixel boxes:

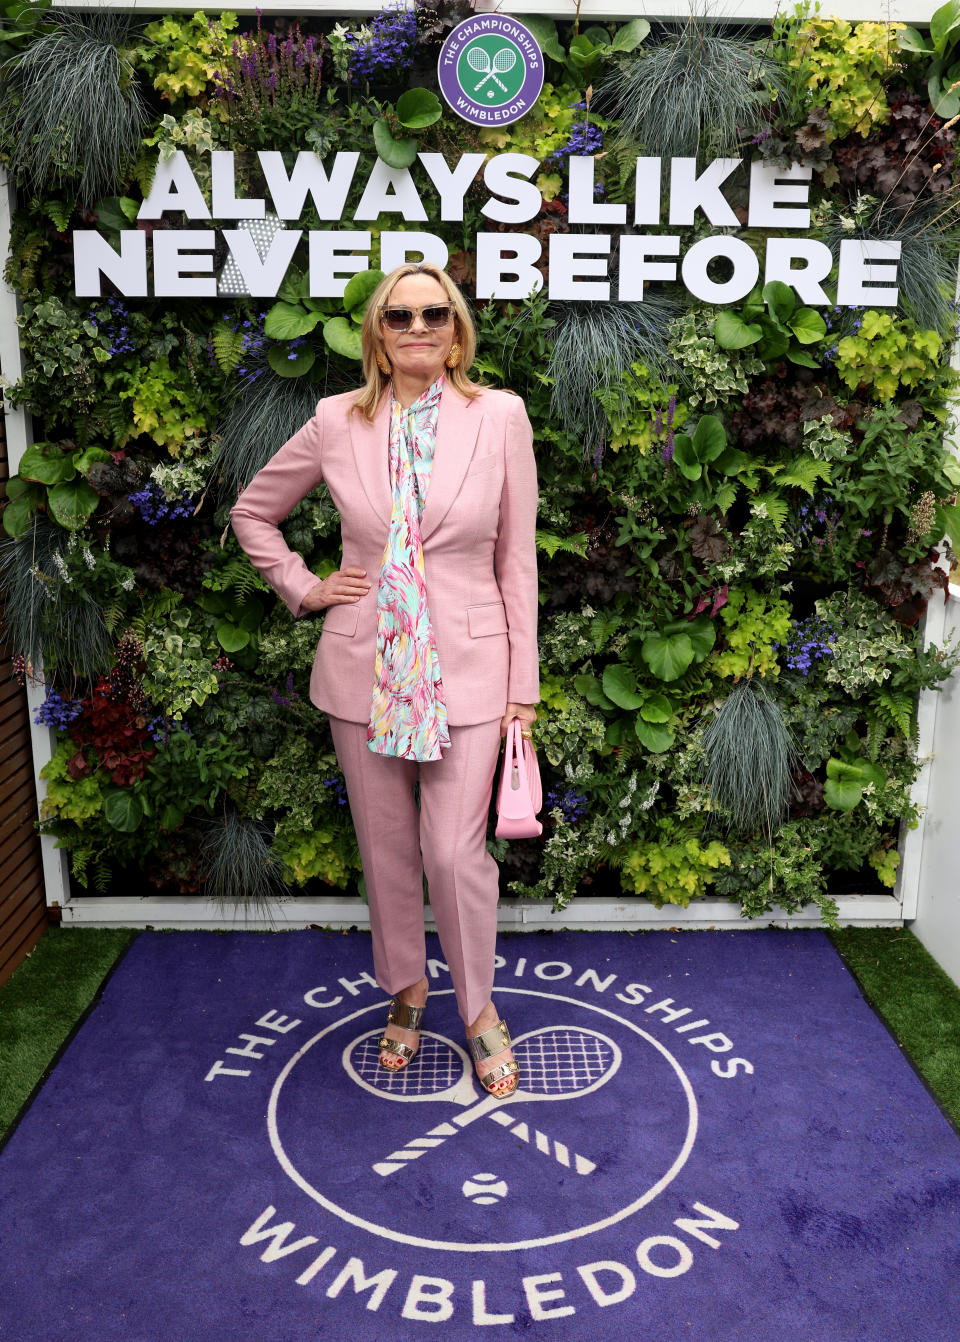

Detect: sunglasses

[379,303,454,332]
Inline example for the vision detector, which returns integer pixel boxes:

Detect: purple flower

[323,776,349,805]
[781,615,837,674]
[34,689,83,730]
[128,483,197,526]
[545,786,589,823]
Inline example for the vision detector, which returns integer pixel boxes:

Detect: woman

[230,262,539,1098]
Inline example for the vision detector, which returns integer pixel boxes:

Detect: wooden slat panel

[0,822,41,873]
[0,862,45,924]
[0,696,29,735]
[0,408,48,987]
[0,914,47,989]
[0,720,30,767]
[0,745,36,791]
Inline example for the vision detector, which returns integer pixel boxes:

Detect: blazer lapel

[420,385,483,542]
[347,384,483,538]
[348,392,392,529]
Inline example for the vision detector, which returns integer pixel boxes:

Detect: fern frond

[41,199,73,232]
[874,689,915,741]
[536,529,589,559]
[773,458,833,497]
[752,493,790,528]
[212,325,244,374]
[102,598,127,633]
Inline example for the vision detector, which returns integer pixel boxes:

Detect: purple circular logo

[437,15,544,127]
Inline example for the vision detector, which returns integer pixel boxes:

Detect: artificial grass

[1,925,959,1145]
[827,927,960,1128]
[0,927,138,1141]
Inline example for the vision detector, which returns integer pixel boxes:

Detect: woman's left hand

[501,702,537,739]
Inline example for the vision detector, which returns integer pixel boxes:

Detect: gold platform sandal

[467,1018,520,1098]
[379,997,426,1072]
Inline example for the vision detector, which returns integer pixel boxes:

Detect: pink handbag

[495,718,543,839]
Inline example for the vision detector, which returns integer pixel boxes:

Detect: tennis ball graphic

[462,1172,508,1205]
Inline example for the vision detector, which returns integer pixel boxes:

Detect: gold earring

[445,343,462,369]
[376,350,391,375]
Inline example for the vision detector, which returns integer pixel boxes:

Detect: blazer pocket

[467,601,508,638]
[465,454,498,477]
[323,602,361,637]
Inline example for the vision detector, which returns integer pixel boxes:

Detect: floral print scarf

[366,373,450,761]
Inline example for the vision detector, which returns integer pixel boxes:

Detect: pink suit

[229,382,540,1024]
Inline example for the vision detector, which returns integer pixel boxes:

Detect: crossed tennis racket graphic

[466,45,517,94]
[342,1025,621,1179]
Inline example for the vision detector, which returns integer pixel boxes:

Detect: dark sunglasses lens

[423,306,452,328]
[383,308,413,331]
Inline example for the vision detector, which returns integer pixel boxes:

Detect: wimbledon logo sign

[438,15,544,127]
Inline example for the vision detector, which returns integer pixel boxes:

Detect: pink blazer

[229,382,541,726]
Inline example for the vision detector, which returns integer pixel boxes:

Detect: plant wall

[2,1,960,922]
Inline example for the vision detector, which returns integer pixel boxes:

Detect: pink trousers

[328,715,504,1026]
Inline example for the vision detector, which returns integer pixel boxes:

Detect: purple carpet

[1,928,958,1339]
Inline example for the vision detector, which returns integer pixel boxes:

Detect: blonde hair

[353,262,480,420]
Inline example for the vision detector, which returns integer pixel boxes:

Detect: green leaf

[19,442,76,485]
[565,32,602,76]
[639,693,672,723]
[714,447,750,476]
[47,478,100,529]
[692,414,726,463]
[95,196,138,232]
[642,631,695,681]
[74,446,112,476]
[759,324,791,360]
[2,493,39,538]
[322,316,363,361]
[897,24,934,52]
[103,789,143,832]
[237,599,265,632]
[523,15,564,62]
[603,663,644,709]
[931,0,960,47]
[160,803,185,831]
[373,118,417,169]
[635,719,675,753]
[215,621,250,652]
[277,268,306,304]
[672,435,702,480]
[934,502,960,550]
[787,306,827,344]
[763,280,796,324]
[714,310,761,349]
[264,302,321,341]
[686,616,717,662]
[267,342,316,378]
[573,674,614,710]
[395,88,442,129]
[343,268,384,315]
[611,17,650,50]
[786,348,822,369]
[824,776,863,811]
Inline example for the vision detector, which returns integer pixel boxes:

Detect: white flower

[82,546,96,570]
[52,551,71,583]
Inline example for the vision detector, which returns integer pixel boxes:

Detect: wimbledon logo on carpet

[438,15,544,127]
[204,951,753,1327]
